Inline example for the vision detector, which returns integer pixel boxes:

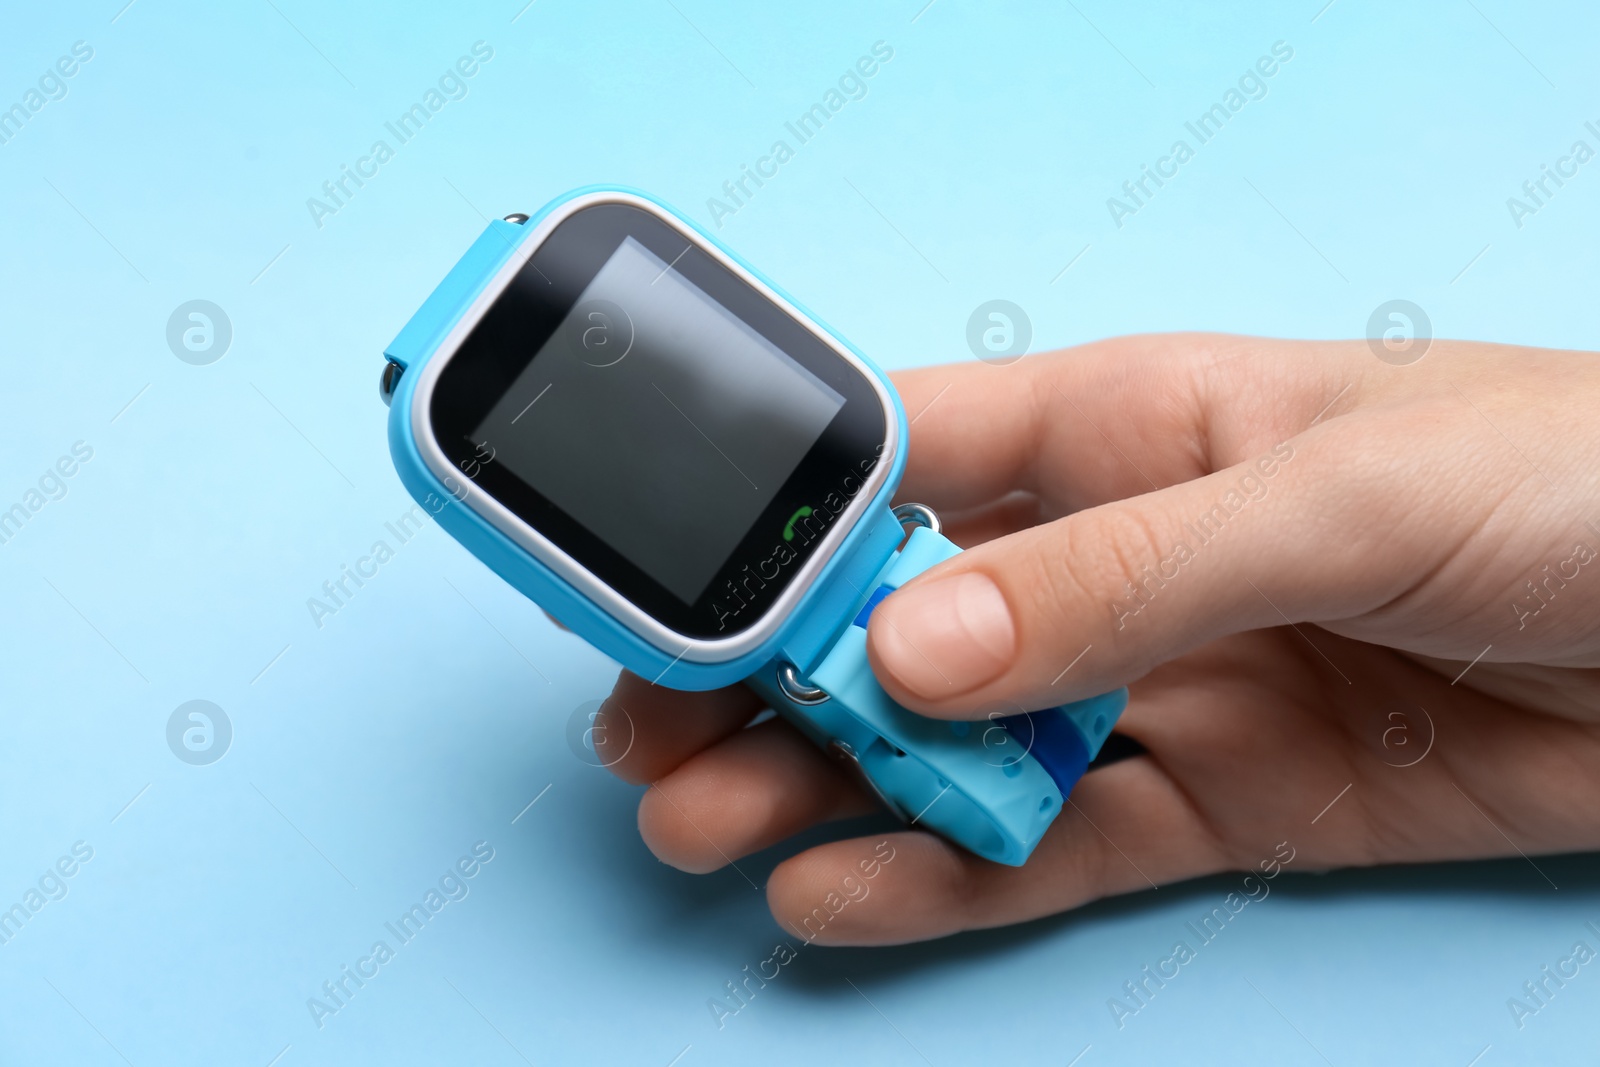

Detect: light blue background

[3,1,1598,1064]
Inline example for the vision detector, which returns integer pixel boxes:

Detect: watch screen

[471,237,845,604]
[429,200,888,640]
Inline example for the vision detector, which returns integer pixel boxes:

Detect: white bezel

[409,191,900,664]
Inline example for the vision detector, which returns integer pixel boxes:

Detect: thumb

[865,434,1386,715]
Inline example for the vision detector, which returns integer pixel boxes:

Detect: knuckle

[1019,507,1168,623]
[1046,506,1176,672]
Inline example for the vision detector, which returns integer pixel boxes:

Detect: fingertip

[637,780,731,874]
[865,568,1018,717]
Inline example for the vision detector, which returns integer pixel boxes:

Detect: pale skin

[593,333,1600,946]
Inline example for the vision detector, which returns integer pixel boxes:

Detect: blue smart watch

[381,188,1126,865]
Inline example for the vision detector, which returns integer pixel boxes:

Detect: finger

[766,756,1229,946]
[927,491,1044,549]
[639,718,875,873]
[891,334,1362,514]
[595,672,764,785]
[868,414,1427,713]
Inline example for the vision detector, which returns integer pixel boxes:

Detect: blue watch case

[383,187,908,693]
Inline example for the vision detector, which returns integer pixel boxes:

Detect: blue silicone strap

[384,219,527,370]
[851,577,1124,801]
[751,524,1128,867]
[999,687,1127,799]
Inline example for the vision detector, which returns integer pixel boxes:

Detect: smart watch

[380,188,1126,865]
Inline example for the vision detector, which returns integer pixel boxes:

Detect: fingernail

[871,572,1015,699]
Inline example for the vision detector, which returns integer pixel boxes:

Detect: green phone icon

[782,506,813,541]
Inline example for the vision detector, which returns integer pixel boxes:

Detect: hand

[594,333,1600,945]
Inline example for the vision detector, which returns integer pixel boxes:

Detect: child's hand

[595,334,1600,945]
